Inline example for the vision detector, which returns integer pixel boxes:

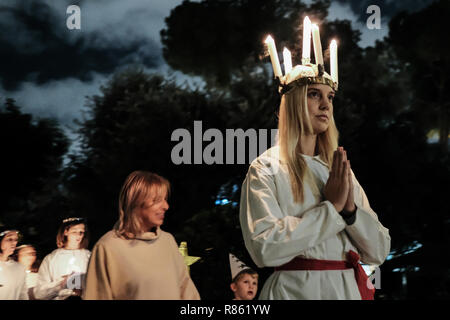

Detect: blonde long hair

[278,85,339,203]
[117,171,170,239]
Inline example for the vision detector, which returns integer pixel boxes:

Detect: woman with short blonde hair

[116,171,171,239]
[84,170,200,300]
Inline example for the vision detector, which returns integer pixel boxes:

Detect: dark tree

[64,68,254,244]
[161,0,338,87]
[388,0,450,153]
[0,98,69,253]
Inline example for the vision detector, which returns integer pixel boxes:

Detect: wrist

[343,202,356,214]
[340,206,357,217]
[329,201,344,213]
[339,206,357,226]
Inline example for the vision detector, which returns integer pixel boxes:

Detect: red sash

[274,250,375,300]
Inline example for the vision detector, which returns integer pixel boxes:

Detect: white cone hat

[229,253,250,280]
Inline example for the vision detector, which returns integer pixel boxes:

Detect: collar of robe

[135,226,160,241]
[265,146,329,168]
[301,153,329,167]
[113,221,160,241]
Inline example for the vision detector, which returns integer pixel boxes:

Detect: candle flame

[264,35,273,43]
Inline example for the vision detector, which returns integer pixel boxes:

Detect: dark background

[0,0,449,300]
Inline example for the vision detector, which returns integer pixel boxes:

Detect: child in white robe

[16,244,40,299]
[34,218,91,300]
[0,229,28,300]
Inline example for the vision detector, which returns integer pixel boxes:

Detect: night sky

[0,0,435,155]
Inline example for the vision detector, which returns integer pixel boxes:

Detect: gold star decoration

[178,241,201,274]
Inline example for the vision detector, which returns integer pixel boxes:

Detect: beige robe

[83,226,200,300]
[239,146,391,299]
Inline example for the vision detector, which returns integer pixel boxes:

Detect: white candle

[302,16,312,63]
[312,24,324,66]
[283,47,292,75]
[330,39,338,83]
[264,35,283,78]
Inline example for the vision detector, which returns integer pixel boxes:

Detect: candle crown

[264,16,338,94]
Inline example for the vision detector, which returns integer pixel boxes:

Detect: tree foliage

[161,0,337,86]
[0,98,69,252]
[388,0,450,152]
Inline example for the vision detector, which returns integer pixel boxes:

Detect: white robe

[25,271,38,289]
[0,259,28,300]
[239,146,391,300]
[34,248,91,300]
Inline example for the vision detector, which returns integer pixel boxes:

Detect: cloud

[327,1,389,47]
[334,0,436,23]
[0,71,110,159]
[79,0,183,48]
[0,72,108,125]
[0,0,177,91]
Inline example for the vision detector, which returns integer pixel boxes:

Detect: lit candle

[302,16,312,64]
[283,47,292,75]
[312,24,324,66]
[330,39,338,83]
[264,35,283,78]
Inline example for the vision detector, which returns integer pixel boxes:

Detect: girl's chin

[315,123,329,132]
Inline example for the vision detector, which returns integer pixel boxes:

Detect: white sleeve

[344,171,391,265]
[19,272,29,300]
[13,265,29,300]
[239,164,347,267]
[34,255,62,300]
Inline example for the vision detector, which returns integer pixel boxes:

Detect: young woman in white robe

[0,229,28,300]
[239,66,391,299]
[34,218,91,300]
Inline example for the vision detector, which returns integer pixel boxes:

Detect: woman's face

[306,84,335,134]
[64,224,85,249]
[0,232,19,258]
[139,189,169,231]
[18,246,36,268]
